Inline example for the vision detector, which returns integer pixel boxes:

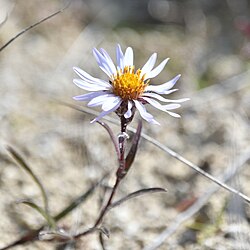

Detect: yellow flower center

[112,66,149,100]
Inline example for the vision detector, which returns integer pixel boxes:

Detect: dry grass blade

[108,188,167,211]
[61,102,250,204]
[143,148,250,250]
[0,2,70,52]
[0,13,8,29]
[139,134,250,204]
[6,146,49,212]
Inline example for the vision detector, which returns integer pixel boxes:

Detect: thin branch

[143,148,250,250]
[69,175,119,239]
[0,173,107,250]
[0,2,70,52]
[94,178,120,228]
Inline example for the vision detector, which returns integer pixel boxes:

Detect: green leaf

[7,146,48,212]
[18,200,56,229]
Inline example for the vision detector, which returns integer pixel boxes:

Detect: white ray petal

[100,48,117,74]
[124,100,133,119]
[73,79,108,91]
[93,48,114,77]
[142,97,181,116]
[73,67,111,87]
[144,88,178,95]
[73,91,108,101]
[124,47,134,67]
[142,97,165,111]
[144,58,169,80]
[141,53,157,76]
[87,93,115,107]
[163,104,181,110]
[142,91,178,101]
[145,74,181,94]
[90,101,121,123]
[166,111,181,118]
[116,44,124,70]
[142,97,180,118]
[102,96,122,111]
[134,100,160,125]
[142,92,189,103]
[92,48,110,76]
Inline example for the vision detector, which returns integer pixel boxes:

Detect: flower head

[73,44,189,125]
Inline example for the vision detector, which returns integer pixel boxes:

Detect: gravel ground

[0,1,250,249]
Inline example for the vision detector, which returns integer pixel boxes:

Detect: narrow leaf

[125,119,142,172]
[99,232,107,250]
[97,121,120,158]
[98,227,110,250]
[7,146,48,212]
[109,187,167,210]
[0,2,70,52]
[18,200,56,229]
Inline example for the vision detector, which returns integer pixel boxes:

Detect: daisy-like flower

[73,44,188,125]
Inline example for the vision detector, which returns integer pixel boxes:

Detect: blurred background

[0,0,250,249]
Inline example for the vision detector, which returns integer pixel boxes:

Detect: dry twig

[0,2,70,52]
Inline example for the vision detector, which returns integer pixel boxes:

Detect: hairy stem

[75,117,128,239]
[94,117,127,227]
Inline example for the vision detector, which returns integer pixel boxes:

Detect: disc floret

[112,66,149,100]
